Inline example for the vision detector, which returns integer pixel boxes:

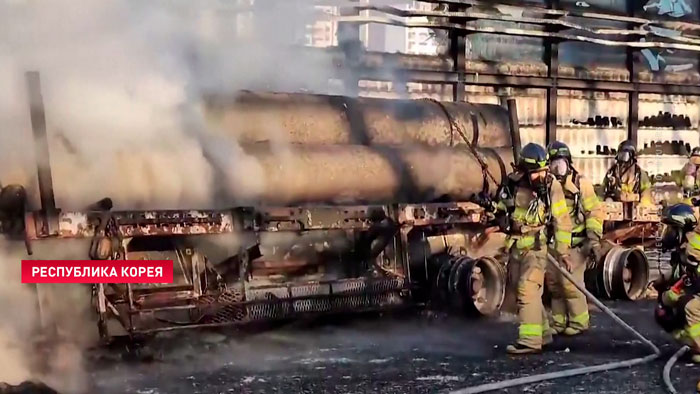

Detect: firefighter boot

[507,325,552,353]
[564,327,583,336]
[506,343,542,355]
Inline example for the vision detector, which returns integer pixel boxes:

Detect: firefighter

[658,262,700,363]
[677,147,700,203]
[656,204,700,362]
[602,140,654,206]
[545,141,605,337]
[495,143,574,355]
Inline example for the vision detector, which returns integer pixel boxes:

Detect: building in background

[304,2,374,49]
[404,1,440,55]
[306,6,339,47]
[303,1,440,54]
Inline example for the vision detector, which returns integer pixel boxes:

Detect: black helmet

[518,143,549,173]
[547,141,572,163]
[660,204,697,253]
[616,140,636,163]
[662,203,697,232]
[692,147,700,157]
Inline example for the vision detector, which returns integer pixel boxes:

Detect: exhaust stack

[26,71,59,235]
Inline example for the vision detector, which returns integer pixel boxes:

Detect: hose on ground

[448,253,661,394]
[663,345,689,394]
[547,254,659,354]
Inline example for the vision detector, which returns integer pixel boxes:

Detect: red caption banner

[21,260,174,284]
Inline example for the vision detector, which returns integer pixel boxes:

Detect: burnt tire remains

[433,255,506,317]
[585,246,650,301]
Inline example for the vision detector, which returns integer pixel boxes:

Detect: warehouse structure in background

[320,0,700,190]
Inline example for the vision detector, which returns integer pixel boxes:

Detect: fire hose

[448,253,661,394]
[662,345,689,394]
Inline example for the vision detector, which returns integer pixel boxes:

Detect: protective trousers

[513,247,551,349]
[546,247,590,332]
[673,295,700,352]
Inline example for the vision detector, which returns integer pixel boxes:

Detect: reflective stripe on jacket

[499,172,573,255]
[560,173,604,247]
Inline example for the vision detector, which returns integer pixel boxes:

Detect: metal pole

[544,0,559,147]
[25,71,59,235]
[448,3,467,102]
[507,98,521,165]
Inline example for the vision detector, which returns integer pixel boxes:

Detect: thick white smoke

[0,0,344,210]
[0,0,350,391]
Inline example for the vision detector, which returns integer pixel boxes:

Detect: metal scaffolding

[329,0,700,149]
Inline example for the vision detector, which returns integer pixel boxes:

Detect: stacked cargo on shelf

[557,90,628,185]
[637,94,700,202]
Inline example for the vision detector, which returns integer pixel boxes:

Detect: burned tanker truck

[17,78,649,341]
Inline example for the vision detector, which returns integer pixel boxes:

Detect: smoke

[0,242,37,386]
[0,238,96,393]
[0,0,346,210]
[0,0,351,392]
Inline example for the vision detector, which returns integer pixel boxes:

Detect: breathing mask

[683,163,698,190]
[550,158,569,178]
[617,150,631,163]
[529,170,549,196]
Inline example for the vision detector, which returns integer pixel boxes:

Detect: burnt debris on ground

[80,301,698,394]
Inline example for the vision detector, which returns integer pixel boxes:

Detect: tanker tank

[20,83,521,340]
[204,91,513,148]
[204,91,517,206]
[238,144,513,205]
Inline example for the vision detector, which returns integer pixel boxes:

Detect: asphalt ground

[82,299,700,394]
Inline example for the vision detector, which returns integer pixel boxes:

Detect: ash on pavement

[88,301,698,394]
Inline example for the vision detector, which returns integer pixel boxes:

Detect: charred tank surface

[200,91,516,206]
[234,144,513,205]
[204,91,513,148]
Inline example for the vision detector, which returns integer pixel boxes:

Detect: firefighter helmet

[662,203,697,232]
[616,140,637,163]
[547,141,572,163]
[661,204,697,253]
[517,143,549,173]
